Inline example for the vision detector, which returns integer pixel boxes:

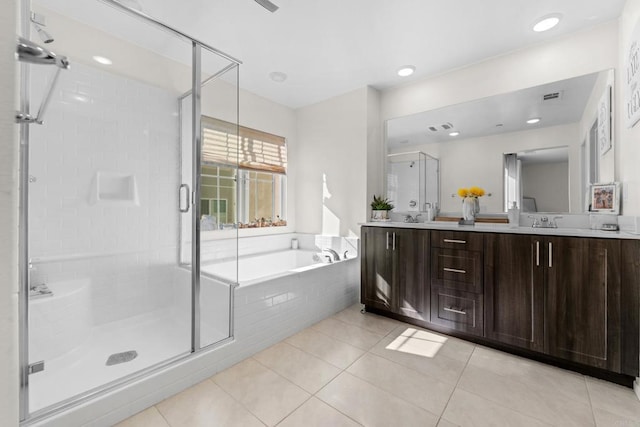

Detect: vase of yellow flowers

[458,186,485,221]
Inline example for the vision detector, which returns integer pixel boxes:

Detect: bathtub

[201,249,336,286]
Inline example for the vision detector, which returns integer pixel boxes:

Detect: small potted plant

[370,195,394,221]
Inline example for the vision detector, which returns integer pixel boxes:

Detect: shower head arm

[16,37,69,69]
[15,37,70,125]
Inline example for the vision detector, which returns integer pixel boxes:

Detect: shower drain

[106,350,138,366]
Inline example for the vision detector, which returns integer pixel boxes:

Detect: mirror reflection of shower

[387,151,439,214]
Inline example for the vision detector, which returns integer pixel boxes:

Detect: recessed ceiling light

[449,131,460,137]
[533,14,561,32]
[92,55,112,65]
[397,65,415,77]
[269,71,287,83]
[526,118,541,124]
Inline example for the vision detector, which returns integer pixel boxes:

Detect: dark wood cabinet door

[485,234,544,351]
[394,228,428,320]
[545,237,621,372]
[361,227,394,311]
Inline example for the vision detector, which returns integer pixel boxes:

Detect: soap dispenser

[508,202,520,227]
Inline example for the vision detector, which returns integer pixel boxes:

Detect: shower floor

[29,308,228,413]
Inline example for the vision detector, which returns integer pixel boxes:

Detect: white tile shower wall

[27,62,181,326]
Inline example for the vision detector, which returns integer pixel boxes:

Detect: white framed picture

[598,86,612,156]
[625,19,640,128]
[590,182,620,214]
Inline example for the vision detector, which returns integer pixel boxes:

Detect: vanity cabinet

[361,226,429,321]
[485,234,633,373]
[485,234,544,351]
[430,231,484,336]
[361,225,640,381]
[545,237,622,372]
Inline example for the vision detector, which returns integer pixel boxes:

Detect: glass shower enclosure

[18,0,240,420]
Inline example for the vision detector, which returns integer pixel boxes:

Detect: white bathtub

[201,249,334,286]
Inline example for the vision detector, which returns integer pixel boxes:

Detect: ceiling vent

[542,91,563,101]
[428,122,454,132]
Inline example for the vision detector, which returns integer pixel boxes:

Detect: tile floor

[117,304,640,427]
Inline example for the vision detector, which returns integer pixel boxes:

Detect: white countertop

[361,221,640,240]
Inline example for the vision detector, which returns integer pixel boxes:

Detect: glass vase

[462,197,476,221]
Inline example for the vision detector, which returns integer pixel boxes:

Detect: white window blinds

[201,116,287,174]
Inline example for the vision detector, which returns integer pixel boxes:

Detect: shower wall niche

[387,151,439,213]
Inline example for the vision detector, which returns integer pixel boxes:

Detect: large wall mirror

[386,69,614,214]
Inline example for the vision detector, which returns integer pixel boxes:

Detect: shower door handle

[179,184,191,213]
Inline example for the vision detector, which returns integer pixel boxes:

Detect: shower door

[20,0,240,420]
[179,47,239,350]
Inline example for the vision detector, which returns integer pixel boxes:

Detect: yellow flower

[469,186,485,197]
[457,188,469,198]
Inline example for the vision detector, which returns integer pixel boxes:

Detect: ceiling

[35,0,625,109]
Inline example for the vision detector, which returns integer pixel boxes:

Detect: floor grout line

[437,342,477,425]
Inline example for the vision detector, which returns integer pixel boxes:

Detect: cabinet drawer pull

[536,241,540,266]
[548,242,553,268]
[443,267,466,274]
[386,232,389,250]
[392,232,396,251]
[443,306,467,315]
[443,239,466,244]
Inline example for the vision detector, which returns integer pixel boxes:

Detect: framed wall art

[589,182,620,214]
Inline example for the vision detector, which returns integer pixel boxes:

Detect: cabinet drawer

[432,230,483,251]
[432,248,482,293]
[431,287,483,336]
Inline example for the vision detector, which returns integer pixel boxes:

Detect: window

[201,117,287,229]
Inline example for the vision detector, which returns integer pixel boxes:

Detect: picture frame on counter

[589,182,620,214]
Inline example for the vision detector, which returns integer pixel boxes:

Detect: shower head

[254,0,279,12]
[409,161,415,168]
[34,24,53,44]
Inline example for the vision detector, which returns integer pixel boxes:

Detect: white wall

[618,0,640,215]
[295,87,370,237]
[0,1,19,426]
[522,162,570,212]
[382,22,618,121]
[366,87,384,221]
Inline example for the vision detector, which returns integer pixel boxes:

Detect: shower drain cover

[106,350,138,366]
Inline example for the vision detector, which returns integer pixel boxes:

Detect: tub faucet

[322,248,340,261]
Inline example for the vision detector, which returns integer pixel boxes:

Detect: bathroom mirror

[386,151,439,213]
[386,69,615,214]
[504,146,569,213]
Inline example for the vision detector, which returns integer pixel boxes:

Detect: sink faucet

[548,216,563,228]
[322,248,340,261]
[529,215,563,228]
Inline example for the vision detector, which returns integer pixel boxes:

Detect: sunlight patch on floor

[385,327,447,358]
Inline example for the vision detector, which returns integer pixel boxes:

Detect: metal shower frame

[17,0,242,422]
